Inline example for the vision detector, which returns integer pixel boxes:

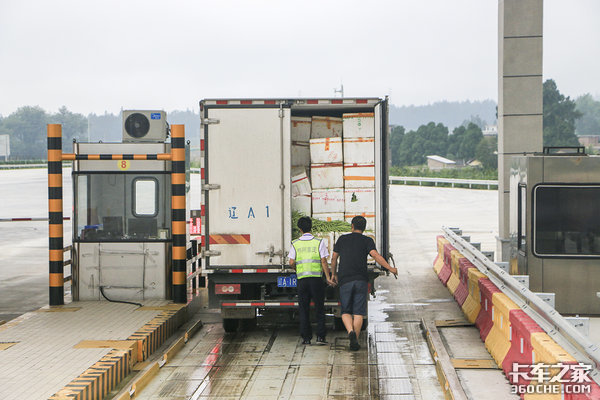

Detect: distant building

[0,134,9,161]
[578,135,600,147]
[427,155,456,171]
[482,124,498,137]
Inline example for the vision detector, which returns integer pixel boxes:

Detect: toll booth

[70,111,189,302]
[509,148,600,314]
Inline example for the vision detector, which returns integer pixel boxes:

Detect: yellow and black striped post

[171,125,187,303]
[48,124,64,306]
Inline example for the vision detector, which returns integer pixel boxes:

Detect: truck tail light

[216,284,241,294]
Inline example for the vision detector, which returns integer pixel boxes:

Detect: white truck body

[198,97,390,330]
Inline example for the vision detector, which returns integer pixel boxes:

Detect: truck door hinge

[278,109,283,118]
[202,250,221,257]
[201,118,220,125]
[202,183,221,191]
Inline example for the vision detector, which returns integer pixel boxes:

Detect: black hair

[351,216,367,232]
[297,216,312,233]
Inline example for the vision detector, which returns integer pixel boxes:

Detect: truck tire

[223,318,239,333]
[240,317,257,331]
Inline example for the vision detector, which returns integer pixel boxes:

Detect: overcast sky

[0,0,598,116]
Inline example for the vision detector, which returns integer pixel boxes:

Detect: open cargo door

[374,98,390,259]
[204,105,291,268]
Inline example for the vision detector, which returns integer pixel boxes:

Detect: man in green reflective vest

[289,216,334,345]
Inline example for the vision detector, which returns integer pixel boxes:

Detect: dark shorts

[339,280,368,316]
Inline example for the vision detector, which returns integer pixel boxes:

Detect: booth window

[534,185,600,257]
[133,178,158,217]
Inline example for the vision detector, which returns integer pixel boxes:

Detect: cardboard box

[292,141,310,167]
[291,167,311,196]
[291,116,312,142]
[344,188,375,213]
[343,163,375,188]
[342,113,375,138]
[312,188,345,214]
[311,162,343,189]
[292,194,311,215]
[313,212,345,222]
[343,137,374,164]
[311,116,342,139]
[310,137,343,164]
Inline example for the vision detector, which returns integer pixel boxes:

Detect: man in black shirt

[331,216,397,351]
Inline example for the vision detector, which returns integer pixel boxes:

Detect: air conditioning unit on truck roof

[199,97,390,332]
[122,110,168,142]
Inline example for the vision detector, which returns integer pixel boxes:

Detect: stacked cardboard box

[342,113,376,231]
[310,117,344,222]
[291,117,313,215]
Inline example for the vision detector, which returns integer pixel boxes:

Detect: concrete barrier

[433,235,600,399]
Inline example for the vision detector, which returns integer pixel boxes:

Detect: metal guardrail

[391,176,498,189]
[443,226,600,385]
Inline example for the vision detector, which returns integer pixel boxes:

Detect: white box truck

[199,97,390,332]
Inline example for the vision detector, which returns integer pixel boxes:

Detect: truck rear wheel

[240,317,257,331]
[223,318,239,333]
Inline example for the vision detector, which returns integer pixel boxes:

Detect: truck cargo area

[200,98,389,332]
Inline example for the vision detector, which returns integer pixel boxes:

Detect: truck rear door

[203,102,291,268]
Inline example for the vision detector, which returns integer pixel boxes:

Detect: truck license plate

[277,274,297,288]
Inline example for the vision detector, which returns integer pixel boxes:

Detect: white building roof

[427,155,456,164]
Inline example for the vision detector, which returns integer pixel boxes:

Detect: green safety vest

[292,237,322,279]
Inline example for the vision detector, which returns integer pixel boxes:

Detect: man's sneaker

[316,336,327,345]
[348,331,360,351]
[302,338,311,345]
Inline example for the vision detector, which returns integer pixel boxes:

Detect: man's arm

[289,258,296,269]
[330,252,339,284]
[369,249,398,275]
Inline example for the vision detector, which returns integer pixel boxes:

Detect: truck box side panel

[205,107,291,267]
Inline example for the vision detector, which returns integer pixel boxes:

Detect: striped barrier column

[47,124,64,306]
[171,125,187,303]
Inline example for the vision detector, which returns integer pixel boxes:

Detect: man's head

[297,216,312,234]
[351,216,367,232]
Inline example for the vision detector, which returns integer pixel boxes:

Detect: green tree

[575,94,600,135]
[389,125,405,166]
[397,122,448,166]
[543,79,581,147]
[447,123,483,161]
[49,106,88,152]
[475,136,498,169]
[0,106,49,160]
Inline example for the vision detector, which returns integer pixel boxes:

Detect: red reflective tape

[307,99,318,104]
[231,269,244,273]
[250,302,265,306]
[256,269,268,273]
[332,99,343,104]
[264,100,276,104]
[222,302,237,307]
[223,235,240,244]
[240,100,252,104]
[216,100,228,105]
[200,139,205,151]
[356,99,368,104]
[280,302,295,306]
[201,168,205,179]
[201,235,205,246]
[201,205,205,216]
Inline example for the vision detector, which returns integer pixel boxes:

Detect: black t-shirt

[333,232,376,286]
